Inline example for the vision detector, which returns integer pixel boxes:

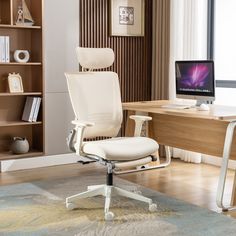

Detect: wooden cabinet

[0,0,44,160]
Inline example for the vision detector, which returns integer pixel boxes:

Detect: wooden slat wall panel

[80,0,152,102]
[80,0,153,134]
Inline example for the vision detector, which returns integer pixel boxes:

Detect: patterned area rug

[1,172,236,236]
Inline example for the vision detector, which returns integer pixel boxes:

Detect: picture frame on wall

[8,73,24,93]
[110,0,145,37]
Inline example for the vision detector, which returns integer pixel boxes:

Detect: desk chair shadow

[65,47,159,221]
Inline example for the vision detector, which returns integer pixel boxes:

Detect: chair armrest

[71,120,95,155]
[129,115,152,137]
[72,120,95,127]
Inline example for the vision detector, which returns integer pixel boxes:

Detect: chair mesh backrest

[65,72,123,138]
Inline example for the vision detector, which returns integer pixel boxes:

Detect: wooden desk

[123,100,236,211]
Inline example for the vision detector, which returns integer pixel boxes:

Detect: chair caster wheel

[105,211,114,221]
[149,203,157,212]
[66,202,76,210]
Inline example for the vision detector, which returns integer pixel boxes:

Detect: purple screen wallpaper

[176,63,214,93]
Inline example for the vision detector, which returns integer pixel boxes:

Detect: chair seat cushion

[82,137,159,161]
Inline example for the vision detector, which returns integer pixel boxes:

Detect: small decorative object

[8,73,24,93]
[16,6,24,25]
[14,50,30,63]
[11,137,29,154]
[110,0,145,36]
[16,0,34,26]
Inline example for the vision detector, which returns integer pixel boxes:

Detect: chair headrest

[76,47,115,70]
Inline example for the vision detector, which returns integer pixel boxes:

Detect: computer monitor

[175,60,215,106]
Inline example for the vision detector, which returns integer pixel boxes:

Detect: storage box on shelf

[0,0,44,161]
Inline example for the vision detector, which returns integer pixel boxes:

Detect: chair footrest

[114,156,153,169]
[77,160,96,165]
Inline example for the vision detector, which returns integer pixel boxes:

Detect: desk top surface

[122,100,236,121]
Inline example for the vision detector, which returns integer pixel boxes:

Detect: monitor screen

[175,60,215,97]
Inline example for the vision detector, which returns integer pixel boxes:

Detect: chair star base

[66,184,157,221]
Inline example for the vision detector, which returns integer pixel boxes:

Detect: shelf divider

[0,121,42,127]
[0,24,42,29]
[0,92,42,96]
[0,150,44,161]
[0,62,42,66]
[10,0,13,25]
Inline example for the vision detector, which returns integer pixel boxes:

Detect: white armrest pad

[72,120,95,127]
[129,115,152,122]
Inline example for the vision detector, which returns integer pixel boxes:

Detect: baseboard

[1,153,80,172]
[202,155,236,170]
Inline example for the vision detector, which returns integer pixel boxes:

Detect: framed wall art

[110,0,145,37]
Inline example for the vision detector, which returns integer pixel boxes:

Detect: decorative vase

[11,137,29,154]
[14,50,30,63]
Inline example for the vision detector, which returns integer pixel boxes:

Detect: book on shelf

[0,36,10,63]
[0,36,5,62]
[32,97,41,122]
[5,36,10,63]
[22,96,41,122]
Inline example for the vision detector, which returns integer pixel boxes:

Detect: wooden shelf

[0,92,42,96]
[0,150,44,161]
[0,121,42,127]
[0,62,42,66]
[0,24,41,29]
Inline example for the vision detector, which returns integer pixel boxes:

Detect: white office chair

[65,47,159,221]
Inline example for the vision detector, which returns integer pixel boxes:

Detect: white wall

[44,0,79,155]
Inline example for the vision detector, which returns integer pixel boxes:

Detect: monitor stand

[196,100,214,107]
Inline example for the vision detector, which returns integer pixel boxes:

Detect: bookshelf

[0,0,44,161]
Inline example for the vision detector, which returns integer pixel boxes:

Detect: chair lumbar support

[65,163,157,221]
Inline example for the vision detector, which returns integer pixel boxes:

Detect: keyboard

[161,104,193,109]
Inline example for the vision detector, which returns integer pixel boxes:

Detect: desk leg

[159,146,172,167]
[216,121,236,211]
[125,111,136,137]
